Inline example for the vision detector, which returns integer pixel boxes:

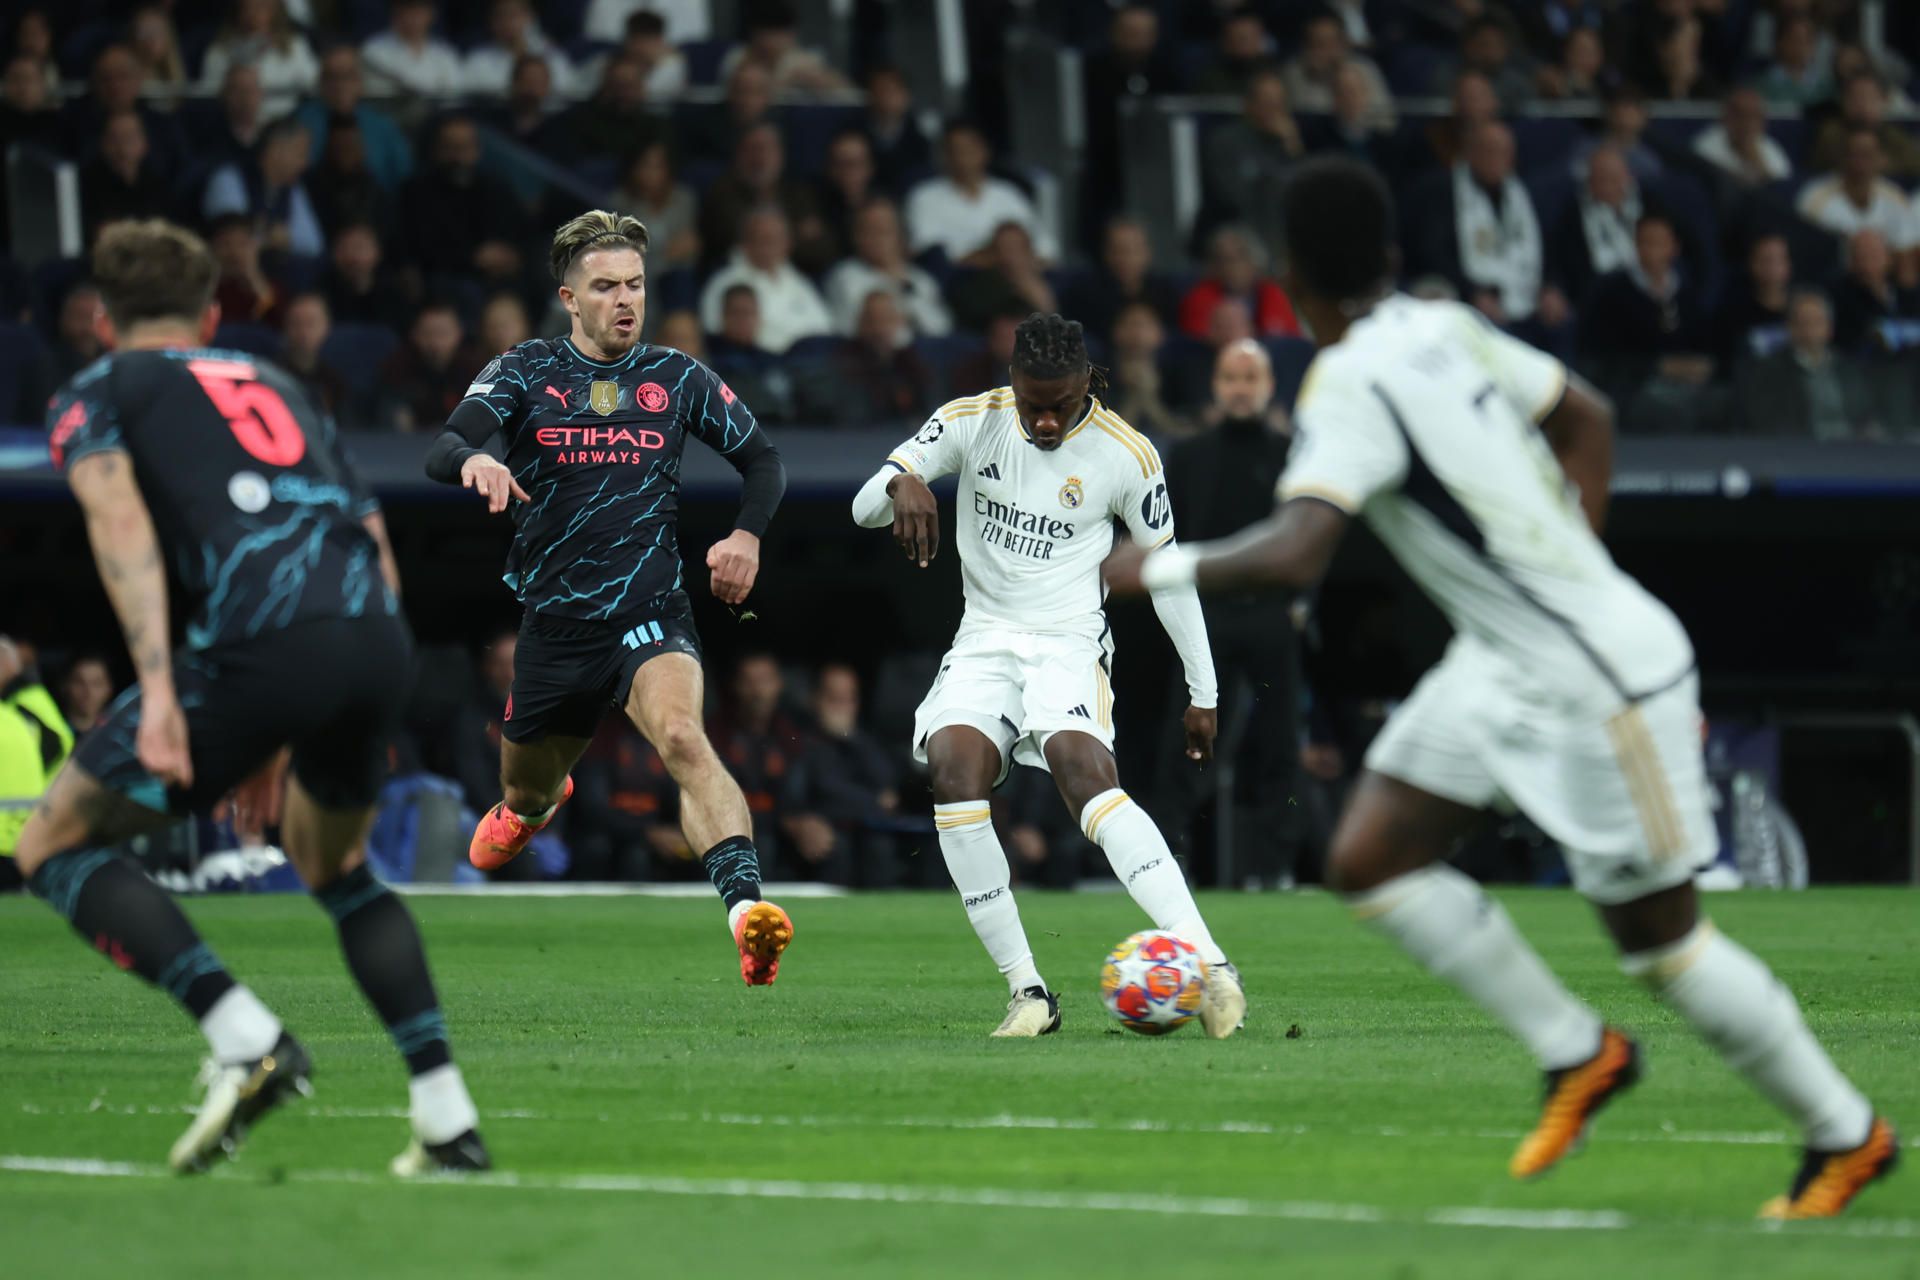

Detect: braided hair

[1011,312,1089,381]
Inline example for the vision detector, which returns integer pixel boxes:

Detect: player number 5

[188,362,306,466]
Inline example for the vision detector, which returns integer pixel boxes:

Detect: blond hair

[550,210,650,283]
[92,219,218,330]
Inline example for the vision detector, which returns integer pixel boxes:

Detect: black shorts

[503,592,702,744]
[72,613,413,814]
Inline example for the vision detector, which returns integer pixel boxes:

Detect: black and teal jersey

[428,336,782,623]
[46,348,392,652]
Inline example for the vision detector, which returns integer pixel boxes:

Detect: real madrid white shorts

[1363,639,1717,905]
[912,627,1118,785]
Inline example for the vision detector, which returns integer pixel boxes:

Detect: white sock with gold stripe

[1080,789,1225,965]
[935,802,1043,994]
[1622,924,1873,1150]
[1347,865,1602,1071]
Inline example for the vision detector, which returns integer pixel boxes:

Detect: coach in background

[1156,341,1307,888]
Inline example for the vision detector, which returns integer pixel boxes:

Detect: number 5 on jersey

[188,359,306,466]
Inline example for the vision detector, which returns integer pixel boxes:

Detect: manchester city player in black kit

[425,211,795,985]
[15,220,488,1176]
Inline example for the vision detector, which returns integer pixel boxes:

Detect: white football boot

[989,986,1062,1038]
[1199,960,1247,1040]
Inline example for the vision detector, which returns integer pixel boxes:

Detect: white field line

[4,1154,1916,1242]
[19,1101,1917,1152]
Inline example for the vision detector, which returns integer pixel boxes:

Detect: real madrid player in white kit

[853,313,1247,1039]
[1108,158,1897,1219]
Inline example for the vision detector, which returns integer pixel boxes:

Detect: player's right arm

[424,348,531,514]
[851,410,969,568]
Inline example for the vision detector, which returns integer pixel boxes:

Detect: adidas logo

[1068,704,1092,718]
[978,463,1002,480]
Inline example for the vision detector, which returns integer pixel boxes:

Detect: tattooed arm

[68,451,194,788]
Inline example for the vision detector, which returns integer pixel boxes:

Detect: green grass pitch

[2,887,1916,1279]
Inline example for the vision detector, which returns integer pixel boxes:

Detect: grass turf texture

[2,888,1916,1280]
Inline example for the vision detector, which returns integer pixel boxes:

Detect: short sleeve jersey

[46,348,390,652]
[884,388,1174,639]
[1279,296,1692,699]
[454,337,764,622]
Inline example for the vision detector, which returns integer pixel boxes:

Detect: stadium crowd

[1,0,1918,436]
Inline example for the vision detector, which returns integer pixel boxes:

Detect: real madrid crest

[589,380,621,416]
[1059,476,1084,509]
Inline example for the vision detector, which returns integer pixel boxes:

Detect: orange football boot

[734,901,793,986]
[1758,1116,1900,1220]
[469,776,574,872]
[1509,1027,1641,1179]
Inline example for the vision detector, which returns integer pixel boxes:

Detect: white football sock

[936,802,1043,993]
[1622,923,1873,1150]
[1081,789,1226,965]
[1347,865,1602,1071]
[409,1064,480,1145]
[200,985,282,1063]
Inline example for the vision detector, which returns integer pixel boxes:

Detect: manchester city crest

[589,380,621,416]
[1059,476,1084,509]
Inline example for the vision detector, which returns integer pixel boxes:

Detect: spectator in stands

[1305,59,1400,170]
[1424,68,1501,171]
[1064,215,1177,343]
[129,5,189,106]
[479,291,532,356]
[463,0,577,98]
[573,721,684,882]
[1693,85,1793,188]
[1105,298,1185,437]
[700,121,832,274]
[906,120,1055,266]
[1081,3,1179,248]
[831,291,934,426]
[948,221,1058,334]
[48,284,104,382]
[1,53,61,152]
[1537,27,1605,103]
[779,664,899,886]
[1758,15,1832,107]
[1735,288,1877,438]
[825,196,951,340]
[862,64,931,195]
[450,629,517,817]
[208,213,285,326]
[1443,14,1535,111]
[487,53,566,154]
[951,309,1022,399]
[1797,128,1918,267]
[400,115,529,293]
[81,112,170,244]
[610,139,699,270]
[1831,229,1918,354]
[58,655,113,741]
[699,206,834,354]
[1519,0,1606,64]
[70,44,185,170]
[1811,71,1920,181]
[280,291,348,415]
[1411,121,1567,331]
[294,46,413,192]
[555,54,668,165]
[324,221,410,329]
[587,11,689,101]
[379,300,482,431]
[711,652,806,866]
[1550,145,1643,306]
[705,285,792,420]
[1192,6,1276,98]
[1578,212,1714,428]
[7,9,57,103]
[1283,8,1394,128]
[198,0,320,117]
[587,0,710,44]
[362,0,464,99]
[1201,68,1304,266]
[685,61,775,165]
[204,117,326,259]
[1652,15,1722,103]
[1178,224,1299,340]
[1712,233,1794,370]
[193,63,269,174]
[309,122,389,241]
[1576,82,1662,181]
[656,308,703,358]
[819,129,879,260]
[720,0,848,97]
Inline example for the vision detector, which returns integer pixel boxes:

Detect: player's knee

[654,717,711,770]
[928,759,990,807]
[1324,835,1391,896]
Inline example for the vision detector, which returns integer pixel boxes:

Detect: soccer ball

[1100,930,1208,1035]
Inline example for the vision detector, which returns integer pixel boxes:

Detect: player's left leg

[623,650,791,985]
[1042,730,1247,1038]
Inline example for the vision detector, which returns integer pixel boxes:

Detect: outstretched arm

[1538,371,1614,535]
[1107,498,1353,598]
[68,451,192,788]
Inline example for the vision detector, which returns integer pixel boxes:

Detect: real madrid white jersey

[1279,295,1693,702]
[878,389,1177,640]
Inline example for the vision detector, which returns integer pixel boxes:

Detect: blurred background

[2,0,1918,894]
